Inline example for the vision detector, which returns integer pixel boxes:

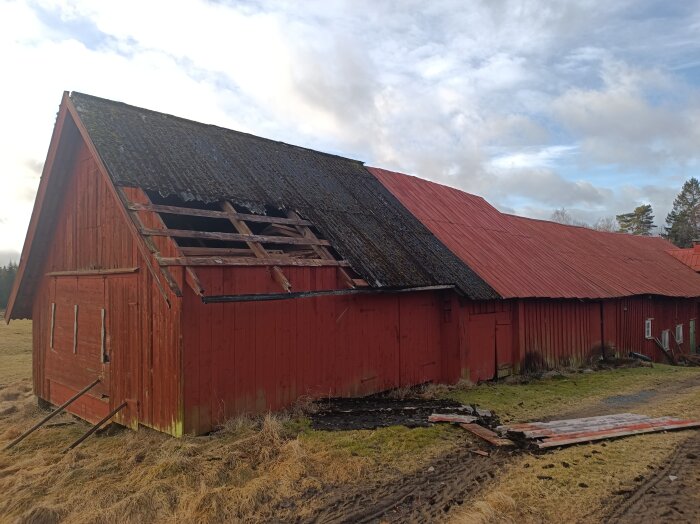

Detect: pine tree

[0,262,18,310]
[665,178,700,247]
[616,204,655,236]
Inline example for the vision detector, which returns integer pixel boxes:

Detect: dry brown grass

[0,318,455,522]
[0,313,32,384]
[0,395,378,523]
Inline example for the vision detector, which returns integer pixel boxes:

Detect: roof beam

[126,202,313,226]
[286,210,358,289]
[220,201,291,292]
[157,256,351,267]
[140,227,331,246]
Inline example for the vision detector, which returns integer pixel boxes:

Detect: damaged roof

[372,167,700,299]
[70,92,497,299]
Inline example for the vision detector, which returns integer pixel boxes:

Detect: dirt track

[605,431,700,523]
[301,439,509,523]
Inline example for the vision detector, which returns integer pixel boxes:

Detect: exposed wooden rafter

[126,202,313,226]
[140,227,332,246]
[220,201,291,293]
[286,210,359,289]
[126,195,356,293]
[157,256,352,267]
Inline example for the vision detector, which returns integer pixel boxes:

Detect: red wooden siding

[182,269,446,434]
[29,137,183,435]
[520,300,601,367]
[602,297,698,360]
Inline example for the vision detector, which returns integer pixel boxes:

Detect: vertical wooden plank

[73,304,79,354]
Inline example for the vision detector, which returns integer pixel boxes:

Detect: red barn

[7,92,700,436]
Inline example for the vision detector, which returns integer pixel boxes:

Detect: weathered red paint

[27,122,183,434]
[181,267,447,433]
[11,96,700,438]
[371,166,700,299]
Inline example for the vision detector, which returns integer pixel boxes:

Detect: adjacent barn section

[7,92,700,436]
[371,168,700,380]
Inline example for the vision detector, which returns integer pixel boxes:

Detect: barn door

[466,314,496,383]
[45,276,110,423]
[105,274,140,429]
[398,294,442,386]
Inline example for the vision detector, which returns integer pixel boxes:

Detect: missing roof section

[129,191,366,290]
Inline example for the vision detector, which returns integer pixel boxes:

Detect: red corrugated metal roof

[668,246,700,272]
[370,167,700,299]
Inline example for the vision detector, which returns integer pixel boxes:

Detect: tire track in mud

[305,442,509,523]
[604,430,700,523]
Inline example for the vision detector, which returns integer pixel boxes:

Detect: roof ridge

[69,91,365,165]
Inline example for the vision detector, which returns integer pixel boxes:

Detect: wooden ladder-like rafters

[124,196,361,294]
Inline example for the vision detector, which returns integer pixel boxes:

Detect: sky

[2,0,700,263]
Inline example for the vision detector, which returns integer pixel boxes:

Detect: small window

[645,319,653,339]
[661,330,670,350]
[676,324,683,344]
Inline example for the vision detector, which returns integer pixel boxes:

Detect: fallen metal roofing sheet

[371,167,700,299]
[499,413,700,449]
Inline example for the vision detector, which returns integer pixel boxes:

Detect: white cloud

[1,0,700,252]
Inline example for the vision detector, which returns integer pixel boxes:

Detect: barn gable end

[7,93,185,436]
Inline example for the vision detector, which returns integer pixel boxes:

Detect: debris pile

[310,397,496,431]
[498,413,700,449]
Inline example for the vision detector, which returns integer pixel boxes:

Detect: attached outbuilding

[7,92,700,436]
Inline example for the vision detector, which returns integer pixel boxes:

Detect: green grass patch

[301,424,455,464]
[447,364,700,423]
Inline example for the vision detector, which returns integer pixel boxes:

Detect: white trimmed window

[661,330,670,350]
[676,324,683,344]
[645,319,653,339]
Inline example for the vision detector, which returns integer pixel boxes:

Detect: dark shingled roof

[70,92,498,299]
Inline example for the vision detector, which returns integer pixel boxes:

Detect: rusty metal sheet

[500,413,700,449]
[668,245,700,271]
[372,167,700,299]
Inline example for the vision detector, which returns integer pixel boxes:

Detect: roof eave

[5,92,72,322]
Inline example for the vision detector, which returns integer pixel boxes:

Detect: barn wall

[182,267,447,434]
[603,296,698,361]
[30,139,183,435]
[519,299,601,367]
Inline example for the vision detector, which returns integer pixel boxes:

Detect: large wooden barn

[7,92,700,436]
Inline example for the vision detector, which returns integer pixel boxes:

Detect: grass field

[2,317,700,522]
[0,313,32,383]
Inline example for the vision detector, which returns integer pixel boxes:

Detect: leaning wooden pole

[64,402,127,452]
[4,378,101,450]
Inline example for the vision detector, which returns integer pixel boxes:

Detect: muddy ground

[297,373,700,523]
[606,431,700,523]
[310,396,492,431]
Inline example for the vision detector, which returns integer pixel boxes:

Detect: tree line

[0,262,18,309]
[550,177,700,247]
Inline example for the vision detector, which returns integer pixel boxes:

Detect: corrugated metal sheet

[668,246,700,271]
[69,92,496,300]
[371,167,700,299]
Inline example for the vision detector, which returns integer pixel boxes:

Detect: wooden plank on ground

[429,413,478,424]
[460,423,515,447]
